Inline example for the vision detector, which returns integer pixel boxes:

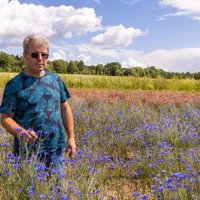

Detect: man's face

[23,42,49,75]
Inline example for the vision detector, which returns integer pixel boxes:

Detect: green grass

[1,72,200,91]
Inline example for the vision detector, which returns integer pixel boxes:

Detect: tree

[0,51,12,71]
[52,59,67,73]
[95,64,104,75]
[67,61,79,74]
[104,62,122,76]
[77,60,85,73]
[123,68,135,76]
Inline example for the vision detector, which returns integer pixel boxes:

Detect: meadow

[1,73,200,199]
[1,72,200,91]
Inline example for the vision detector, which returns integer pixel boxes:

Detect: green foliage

[52,59,68,73]
[1,51,200,79]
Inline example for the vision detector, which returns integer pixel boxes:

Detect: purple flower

[142,194,149,199]
[133,192,140,197]
[39,194,46,199]
[110,163,115,170]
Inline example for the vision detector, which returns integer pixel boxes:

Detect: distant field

[1,72,200,91]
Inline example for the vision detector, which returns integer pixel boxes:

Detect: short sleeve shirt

[0,71,71,152]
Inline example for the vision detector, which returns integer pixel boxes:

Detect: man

[0,34,76,178]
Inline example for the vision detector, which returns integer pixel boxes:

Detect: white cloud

[91,24,146,49]
[63,42,200,72]
[120,48,200,72]
[159,0,200,19]
[51,50,67,61]
[0,0,102,47]
[144,48,200,72]
[121,57,147,68]
[78,54,91,63]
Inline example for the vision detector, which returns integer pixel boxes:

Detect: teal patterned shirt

[0,71,71,153]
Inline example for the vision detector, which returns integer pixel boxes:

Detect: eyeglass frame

[30,52,49,59]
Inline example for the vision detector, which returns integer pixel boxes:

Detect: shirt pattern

[0,71,71,153]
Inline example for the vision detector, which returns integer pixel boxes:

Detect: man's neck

[24,69,45,77]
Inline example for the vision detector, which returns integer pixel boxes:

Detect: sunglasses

[31,52,49,59]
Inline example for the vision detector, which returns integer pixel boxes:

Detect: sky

[1,0,200,73]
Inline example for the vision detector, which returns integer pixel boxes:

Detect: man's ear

[23,53,27,61]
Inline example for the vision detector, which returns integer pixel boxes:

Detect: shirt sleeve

[0,80,17,114]
[59,78,71,103]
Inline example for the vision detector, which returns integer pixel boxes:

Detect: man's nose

[37,54,43,60]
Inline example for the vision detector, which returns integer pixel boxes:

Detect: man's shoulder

[3,72,24,93]
[6,72,24,86]
[45,71,62,82]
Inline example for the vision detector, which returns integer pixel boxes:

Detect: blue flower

[133,192,140,197]
[142,194,149,199]
[39,194,46,199]
[110,163,115,170]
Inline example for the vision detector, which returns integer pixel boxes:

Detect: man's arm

[61,101,76,158]
[1,113,37,143]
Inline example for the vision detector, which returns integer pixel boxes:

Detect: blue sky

[1,0,200,72]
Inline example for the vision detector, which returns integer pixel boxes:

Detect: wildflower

[2,143,9,148]
[142,194,149,199]
[110,163,115,170]
[88,166,96,174]
[151,184,157,189]
[133,192,140,197]
[7,152,14,159]
[35,164,46,171]
[50,196,55,200]
[165,177,173,183]
[151,190,156,194]
[20,132,27,138]
[157,194,162,199]
[148,162,153,168]
[75,189,81,196]
[96,189,101,194]
[39,194,46,199]
[158,186,164,192]
[68,185,73,193]
[108,175,112,179]
[167,185,176,191]
[19,188,24,192]
[190,178,196,183]
[60,195,70,200]
[57,174,66,179]
[16,128,22,132]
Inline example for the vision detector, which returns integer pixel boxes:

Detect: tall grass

[0,73,18,88]
[1,72,200,91]
[61,75,200,91]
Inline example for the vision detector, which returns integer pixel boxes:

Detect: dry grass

[70,88,200,106]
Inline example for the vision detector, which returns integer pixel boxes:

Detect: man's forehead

[28,43,48,52]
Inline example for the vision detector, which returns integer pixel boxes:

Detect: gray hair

[23,34,49,53]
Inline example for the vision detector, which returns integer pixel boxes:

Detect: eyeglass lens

[31,53,49,59]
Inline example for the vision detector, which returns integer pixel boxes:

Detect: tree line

[0,51,200,79]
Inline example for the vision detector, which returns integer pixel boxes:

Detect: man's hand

[1,114,37,144]
[66,137,76,159]
[18,130,38,144]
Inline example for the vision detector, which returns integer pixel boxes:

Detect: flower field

[1,87,200,199]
